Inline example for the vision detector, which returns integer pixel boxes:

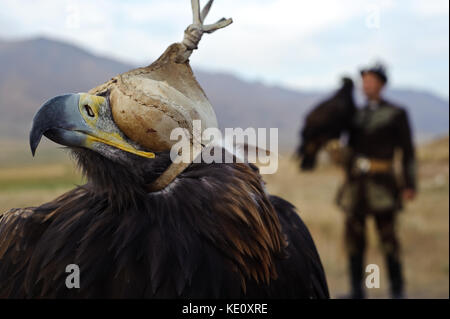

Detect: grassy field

[0,137,448,298]
[265,139,449,299]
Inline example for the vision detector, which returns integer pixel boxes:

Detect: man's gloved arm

[397,109,417,191]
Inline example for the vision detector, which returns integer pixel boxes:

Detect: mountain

[0,37,448,150]
[0,37,131,138]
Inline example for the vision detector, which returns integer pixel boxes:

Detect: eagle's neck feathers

[35,148,287,296]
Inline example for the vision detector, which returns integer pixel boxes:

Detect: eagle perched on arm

[0,0,329,298]
[297,77,356,170]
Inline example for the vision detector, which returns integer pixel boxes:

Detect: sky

[0,0,449,99]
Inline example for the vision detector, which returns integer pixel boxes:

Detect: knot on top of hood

[176,0,232,63]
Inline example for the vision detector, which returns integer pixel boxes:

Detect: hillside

[0,37,448,149]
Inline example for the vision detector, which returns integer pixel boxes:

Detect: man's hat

[360,62,388,84]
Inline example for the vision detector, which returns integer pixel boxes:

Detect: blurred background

[0,0,448,298]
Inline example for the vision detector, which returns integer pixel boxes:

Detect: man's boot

[386,254,404,299]
[349,253,365,299]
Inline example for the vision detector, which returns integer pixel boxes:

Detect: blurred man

[337,63,417,298]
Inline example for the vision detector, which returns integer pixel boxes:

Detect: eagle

[297,77,356,170]
[0,0,329,298]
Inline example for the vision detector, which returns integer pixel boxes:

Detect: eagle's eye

[84,105,95,117]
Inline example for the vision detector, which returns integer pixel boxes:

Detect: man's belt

[353,157,393,174]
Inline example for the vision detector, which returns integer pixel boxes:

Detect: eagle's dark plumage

[0,148,329,298]
[297,77,356,170]
[1,0,329,298]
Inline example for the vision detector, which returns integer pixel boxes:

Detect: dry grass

[265,157,449,298]
[0,138,448,298]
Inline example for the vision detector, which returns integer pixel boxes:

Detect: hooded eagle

[0,0,329,298]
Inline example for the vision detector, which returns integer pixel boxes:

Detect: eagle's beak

[30,93,155,159]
